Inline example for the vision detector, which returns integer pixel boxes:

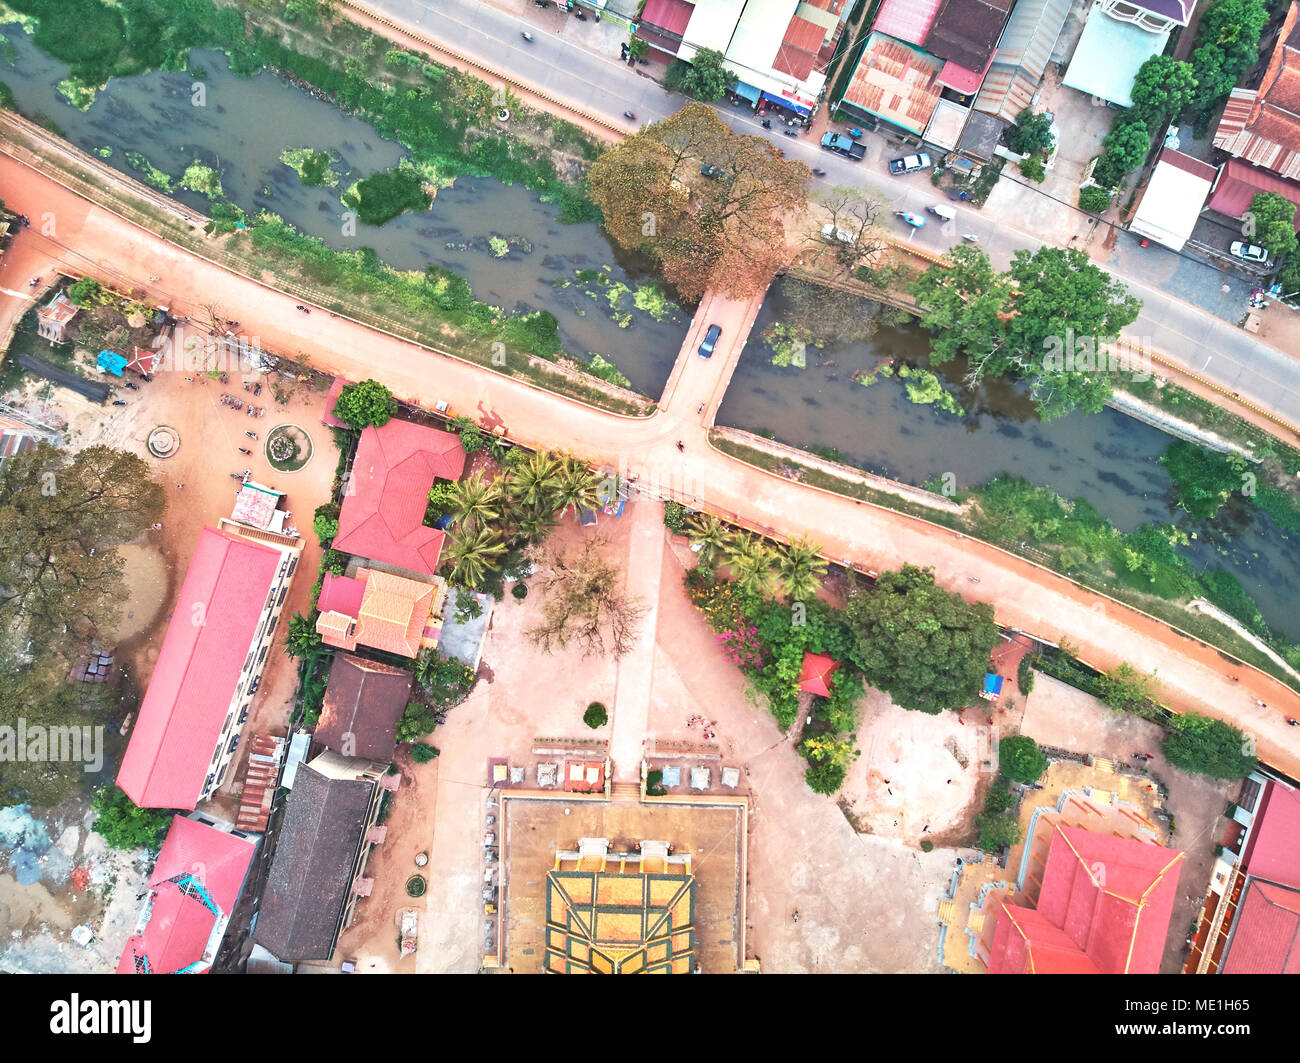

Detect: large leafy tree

[0,443,163,648]
[1001,246,1144,419]
[664,47,734,101]
[999,735,1048,783]
[1129,55,1198,124]
[1188,0,1269,128]
[1093,116,1150,188]
[1244,192,1298,258]
[332,378,396,430]
[587,102,808,299]
[504,448,565,512]
[844,565,999,714]
[1162,712,1256,780]
[911,245,1142,420]
[1005,108,1055,157]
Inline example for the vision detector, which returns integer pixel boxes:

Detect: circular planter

[406,875,427,898]
[146,425,180,459]
[264,423,313,473]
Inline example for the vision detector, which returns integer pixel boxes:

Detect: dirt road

[2,149,1297,781]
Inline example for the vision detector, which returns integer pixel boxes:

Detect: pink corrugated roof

[117,816,255,974]
[333,419,465,574]
[1241,781,1300,884]
[873,0,943,46]
[1207,159,1300,220]
[1221,878,1300,974]
[641,0,693,36]
[988,824,1181,974]
[117,528,283,809]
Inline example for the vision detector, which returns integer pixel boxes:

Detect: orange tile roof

[353,569,435,657]
[1213,3,1300,180]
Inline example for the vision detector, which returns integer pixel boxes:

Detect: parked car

[1230,241,1274,267]
[820,133,866,160]
[889,152,932,175]
[698,323,721,359]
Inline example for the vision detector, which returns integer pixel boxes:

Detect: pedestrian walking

[176,482,184,489]
[1258,700,1268,709]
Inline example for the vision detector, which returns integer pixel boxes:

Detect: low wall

[712,426,968,515]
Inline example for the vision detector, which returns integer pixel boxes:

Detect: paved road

[361,0,1300,430]
[6,150,1298,781]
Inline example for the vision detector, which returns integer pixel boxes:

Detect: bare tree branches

[525,537,647,659]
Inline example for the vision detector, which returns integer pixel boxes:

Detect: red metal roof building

[1205,157,1300,222]
[986,824,1183,973]
[797,652,841,697]
[1221,878,1300,973]
[333,418,466,575]
[1213,2,1300,182]
[117,526,301,809]
[637,0,695,56]
[117,815,256,974]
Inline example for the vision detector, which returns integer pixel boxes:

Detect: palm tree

[509,505,558,547]
[552,455,601,516]
[725,532,775,599]
[776,534,828,601]
[449,471,503,533]
[445,525,507,588]
[505,449,564,512]
[686,512,732,571]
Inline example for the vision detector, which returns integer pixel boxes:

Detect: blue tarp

[578,508,598,527]
[982,673,1004,700]
[97,350,126,376]
[734,80,761,104]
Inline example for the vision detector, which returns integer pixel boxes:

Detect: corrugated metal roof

[973,0,1072,122]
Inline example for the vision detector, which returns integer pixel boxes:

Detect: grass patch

[342,164,431,226]
[280,146,339,187]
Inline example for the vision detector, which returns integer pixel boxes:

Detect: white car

[1230,241,1273,267]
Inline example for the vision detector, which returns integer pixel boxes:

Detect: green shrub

[920,839,934,853]
[68,277,104,305]
[1078,186,1111,213]
[313,513,339,542]
[663,500,688,533]
[90,786,171,851]
[583,702,609,729]
[512,582,528,599]
[410,744,440,764]
[1017,653,1037,694]
[983,781,1017,814]
[343,166,431,226]
[1019,155,1046,183]
[1162,712,1256,780]
[975,811,1022,850]
[397,701,438,742]
[804,759,848,795]
[333,379,396,430]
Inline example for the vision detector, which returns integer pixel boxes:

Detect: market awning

[798,652,840,697]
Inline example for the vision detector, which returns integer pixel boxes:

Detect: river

[4,26,1296,639]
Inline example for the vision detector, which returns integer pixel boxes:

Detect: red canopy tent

[126,346,159,375]
[798,652,841,697]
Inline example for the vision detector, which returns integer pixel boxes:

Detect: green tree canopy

[587,101,808,300]
[0,443,164,649]
[397,700,437,742]
[999,734,1048,783]
[1093,117,1151,188]
[910,246,1142,421]
[332,378,397,430]
[1244,192,1298,258]
[664,47,734,100]
[1187,0,1269,127]
[285,613,322,657]
[91,786,172,851]
[844,565,999,714]
[67,277,104,305]
[976,810,1023,850]
[1005,108,1054,157]
[1162,712,1256,780]
[1129,55,1198,124]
